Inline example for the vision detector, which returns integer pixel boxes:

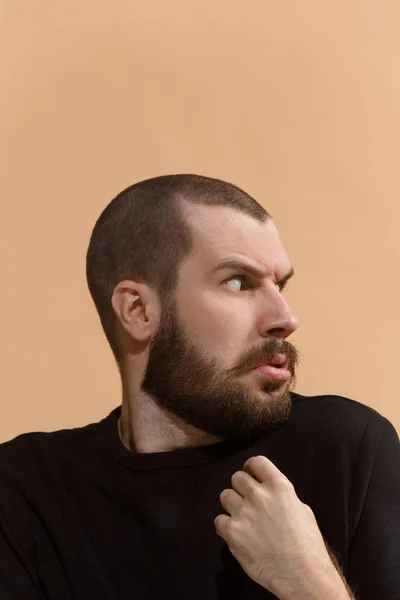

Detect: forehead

[182,203,290,273]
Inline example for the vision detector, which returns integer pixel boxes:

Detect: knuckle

[225,518,239,537]
[231,471,243,485]
[220,489,230,502]
[274,474,294,492]
[247,484,261,500]
[304,503,315,516]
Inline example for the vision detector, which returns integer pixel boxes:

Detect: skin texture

[112,202,300,452]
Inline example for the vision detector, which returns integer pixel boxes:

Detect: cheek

[178,292,251,352]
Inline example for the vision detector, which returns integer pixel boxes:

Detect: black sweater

[0,392,399,600]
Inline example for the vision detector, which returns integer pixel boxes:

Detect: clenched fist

[214,455,337,598]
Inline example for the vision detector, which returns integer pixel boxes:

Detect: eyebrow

[210,258,295,287]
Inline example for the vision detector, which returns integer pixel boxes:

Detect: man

[0,174,399,600]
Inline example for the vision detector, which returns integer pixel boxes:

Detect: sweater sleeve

[347,412,400,600]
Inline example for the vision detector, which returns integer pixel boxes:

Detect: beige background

[1,1,399,442]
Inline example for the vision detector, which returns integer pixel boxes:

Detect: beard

[140,297,299,441]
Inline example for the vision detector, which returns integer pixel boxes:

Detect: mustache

[232,339,300,373]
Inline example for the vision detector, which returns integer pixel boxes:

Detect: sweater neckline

[100,397,297,471]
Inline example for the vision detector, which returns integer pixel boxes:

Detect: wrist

[276,566,354,600]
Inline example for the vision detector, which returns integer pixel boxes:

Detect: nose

[262,294,300,339]
[266,313,299,338]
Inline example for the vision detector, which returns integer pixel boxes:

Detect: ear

[111,280,159,343]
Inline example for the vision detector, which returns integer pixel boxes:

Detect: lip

[252,354,289,371]
[254,364,291,382]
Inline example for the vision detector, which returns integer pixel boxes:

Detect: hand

[214,455,334,597]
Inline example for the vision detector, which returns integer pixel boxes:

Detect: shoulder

[291,391,398,452]
[0,417,105,485]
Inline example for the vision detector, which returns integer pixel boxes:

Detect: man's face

[141,204,300,441]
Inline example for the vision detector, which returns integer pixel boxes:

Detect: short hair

[85,174,271,367]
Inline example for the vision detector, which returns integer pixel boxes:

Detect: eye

[226,275,285,293]
[226,275,249,291]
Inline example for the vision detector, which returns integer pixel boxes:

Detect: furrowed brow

[211,259,295,285]
[277,266,295,287]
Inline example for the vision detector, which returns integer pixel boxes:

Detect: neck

[118,375,221,454]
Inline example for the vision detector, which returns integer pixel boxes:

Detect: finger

[214,513,229,538]
[231,470,258,497]
[219,488,243,515]
[243,455,291,487]
[242,460,264,483]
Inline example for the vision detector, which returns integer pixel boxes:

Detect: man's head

[86,175,300,441]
